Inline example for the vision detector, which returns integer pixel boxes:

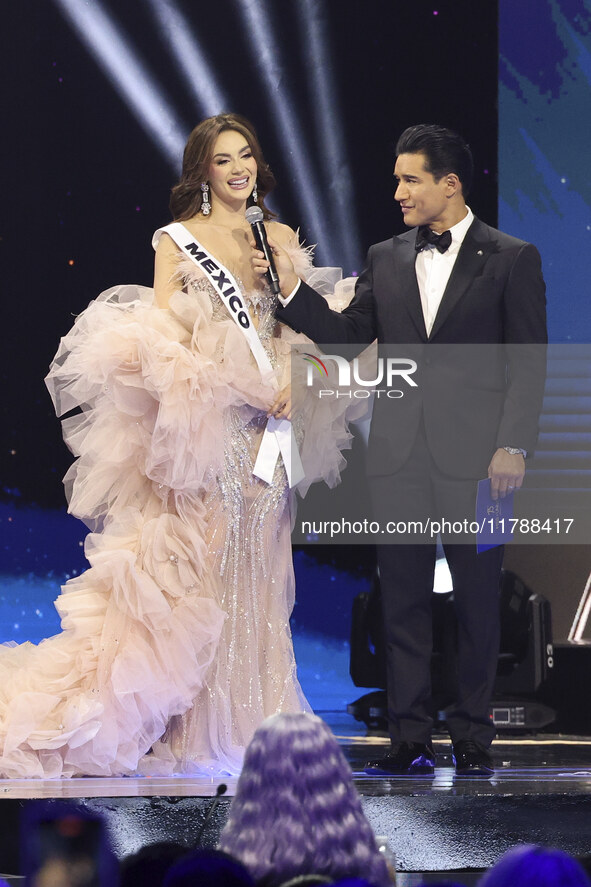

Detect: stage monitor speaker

[547,641,591,734]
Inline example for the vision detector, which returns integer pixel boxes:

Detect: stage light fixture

[146,0,229,117]
[53,0,186,167]
[235,0,333,265]
[295,0,362,273]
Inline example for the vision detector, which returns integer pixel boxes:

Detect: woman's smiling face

[207,129,258,208]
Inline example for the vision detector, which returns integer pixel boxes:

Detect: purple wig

[479,845,591,887]
[218,713,391,887]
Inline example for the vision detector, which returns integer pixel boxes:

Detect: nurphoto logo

[301,352,418,399]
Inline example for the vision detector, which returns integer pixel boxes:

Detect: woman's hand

[251,236,299,297]
[267,384,294,421]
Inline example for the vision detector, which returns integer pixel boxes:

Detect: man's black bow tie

[415,226,452,254]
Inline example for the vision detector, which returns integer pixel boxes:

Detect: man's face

[394,152,451,230]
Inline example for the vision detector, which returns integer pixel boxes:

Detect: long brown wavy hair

[170,113,276,221]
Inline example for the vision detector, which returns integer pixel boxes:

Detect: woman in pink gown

[0,114,357,778]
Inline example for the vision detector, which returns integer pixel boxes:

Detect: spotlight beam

[235,0,334,265]
[295,0,362,274]
[146,0,229,118]
[53,0,186,168]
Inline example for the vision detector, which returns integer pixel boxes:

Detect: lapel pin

[477,249,484,256]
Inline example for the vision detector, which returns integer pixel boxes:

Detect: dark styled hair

[478,845,591,887]
[170,113,276,220]
[219,713,391,887]
[396,124,474,196]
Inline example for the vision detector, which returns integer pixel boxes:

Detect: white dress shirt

[279,278,301,306]
[415,207,474,337]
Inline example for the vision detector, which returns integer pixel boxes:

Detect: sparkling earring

[200,182,211,215]
[252,181,258,204]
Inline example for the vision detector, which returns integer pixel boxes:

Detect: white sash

[153,223,304,487]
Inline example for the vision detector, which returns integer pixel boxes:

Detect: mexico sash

[153,223,304,487]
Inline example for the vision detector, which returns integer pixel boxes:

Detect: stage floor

[1,713,591,884]
[2,717,590,799]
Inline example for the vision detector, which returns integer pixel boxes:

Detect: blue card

[475,478,515,553]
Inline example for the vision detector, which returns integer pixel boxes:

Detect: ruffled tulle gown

[0,236,358,777]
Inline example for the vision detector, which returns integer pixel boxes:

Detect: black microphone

[193,782,228,846]
[246,205,281,295]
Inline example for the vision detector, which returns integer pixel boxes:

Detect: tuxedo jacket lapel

[394,234,428,341]
[429,219,496,340]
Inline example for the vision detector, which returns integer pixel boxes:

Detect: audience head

[417,883,467,887]
[120,842,187,887]
[22,801,119,887]
[219,712,391,887]
[331,881,384,887]
[479,844,591,887]
[162,849,254,887]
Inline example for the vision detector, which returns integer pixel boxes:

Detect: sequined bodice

[189,275,279,367]
[191,276,278,337]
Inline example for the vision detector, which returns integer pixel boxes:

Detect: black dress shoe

[364,741,435,775]
[452,739,495,776]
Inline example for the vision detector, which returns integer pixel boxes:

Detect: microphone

[194,782,228,846]
[246,205,281,295]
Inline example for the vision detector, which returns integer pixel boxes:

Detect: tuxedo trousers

[369,419,503,747]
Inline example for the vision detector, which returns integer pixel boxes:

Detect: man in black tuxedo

[256,125,547,776]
